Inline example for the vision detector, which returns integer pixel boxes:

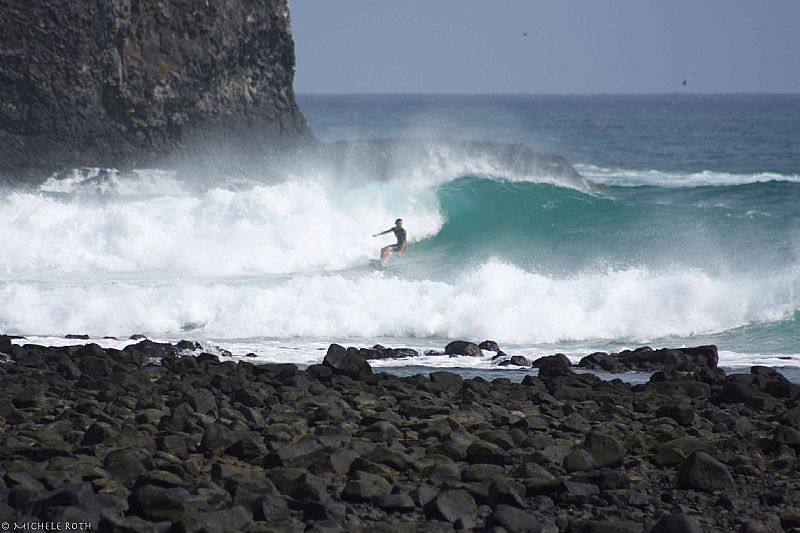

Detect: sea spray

[2,261,797,346]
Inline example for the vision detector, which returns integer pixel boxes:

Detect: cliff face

[0,0,311,179]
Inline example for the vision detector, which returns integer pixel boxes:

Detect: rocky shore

[1,336,799,532]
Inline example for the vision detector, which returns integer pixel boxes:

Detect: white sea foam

[1,177,443,276]
[2,261,797,348]
[576,164,800,188]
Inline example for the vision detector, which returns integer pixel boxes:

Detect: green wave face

[421,176,799,277]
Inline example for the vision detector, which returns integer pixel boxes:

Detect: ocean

[2,94,799,382]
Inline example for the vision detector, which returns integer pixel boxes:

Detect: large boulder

[444,341,483,357]
[322,344,373,379]
[578,345,719,373]
[532,353,571,369]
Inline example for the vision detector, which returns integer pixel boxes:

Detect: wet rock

[322,344,373,379]
[532,353,571,369]
[479,340,501,352]
[359,345,420,359]
[501,355,531,367]
[444,340,483,357]
[578,352,624,372]
[578,345,718,373]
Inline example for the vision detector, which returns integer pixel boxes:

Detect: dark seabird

[682,79,687,86]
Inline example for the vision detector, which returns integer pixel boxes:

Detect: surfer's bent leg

[380,245,393,264]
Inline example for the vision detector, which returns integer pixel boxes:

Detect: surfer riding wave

[373,218,407,266]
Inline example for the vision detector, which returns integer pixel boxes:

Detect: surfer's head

[395,218,403,226]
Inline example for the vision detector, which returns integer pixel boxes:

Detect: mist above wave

[29,138,591,195]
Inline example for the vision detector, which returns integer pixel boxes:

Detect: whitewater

[2,94,799,378]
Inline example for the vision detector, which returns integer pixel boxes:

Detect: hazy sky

[289,0,800,94]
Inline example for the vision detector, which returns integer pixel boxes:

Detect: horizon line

[296,91,800,97]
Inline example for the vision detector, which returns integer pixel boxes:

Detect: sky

[289,0,800,94]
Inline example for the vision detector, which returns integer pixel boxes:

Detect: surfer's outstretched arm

[372,228,392,237]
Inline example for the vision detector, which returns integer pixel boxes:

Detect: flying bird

[682,79,687,86]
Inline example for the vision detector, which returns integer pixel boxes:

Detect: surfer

[373,218,407,266]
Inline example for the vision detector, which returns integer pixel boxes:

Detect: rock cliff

[0,0,311,180]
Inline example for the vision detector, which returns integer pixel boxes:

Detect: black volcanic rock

[322,344,373,379]
[445,340,483,357]
[0,0,310,180]
[1,339,799,530]
[578,345,719,373]
[531,353,571,369]
[479,340,501,352]
[677,451,736,492]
